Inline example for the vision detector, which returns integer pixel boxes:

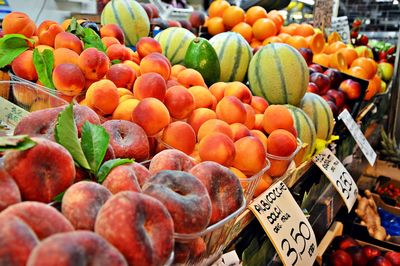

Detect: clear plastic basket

[172,197,246,265]
[0,79,68,112]
[155,138,270,203]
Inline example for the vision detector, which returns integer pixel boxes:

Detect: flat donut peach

[26,231,127,266]
[189,161,244,224]
[126,162,151,187]
[61,181,112,230]
[0,169,21,211]
[102,120,150,161]
[143,170,212,233]
[0,201,74,240]
[148,149,196,175]
[102,164,141,194]
[0,215,39,266]
[95,191,174,266]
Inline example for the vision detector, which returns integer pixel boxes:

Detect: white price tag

[0,97,29,128]
[249,181,317,266]
[326,16,351,44]
[313,148,358,212]
[338,109,377,166]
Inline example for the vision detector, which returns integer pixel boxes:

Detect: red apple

[309,64,324,73]
[321,94,335,102]
[335,235,359,250]
[326,89,346,109]
[307,82,320,94]
[298,48,313,65]
[385,251,400,265]
[323,68,343,89]
[346,246,368,266]
[362,245,381,261]
[310,72,331,95]
[339,79,362,100]
[378,51,388,61]
[327,100,339,116]
[367,256,393,266]
[358,35,369,46]
[330,250,353,266]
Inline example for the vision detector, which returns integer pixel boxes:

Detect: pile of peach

[2,11,139,101]
[0,103,245,265]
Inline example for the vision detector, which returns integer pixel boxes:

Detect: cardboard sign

[338,109,377,166]
[313,148,358,212]
[313,0,334,28]
[249,181,317,266]
[327,16,351,44]
[0,97,29,129]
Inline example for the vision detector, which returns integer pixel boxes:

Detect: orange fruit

[250,38,262,49]
[306,32,325,54]
[285,35,308,49]
[208,0,230,18]
[313,53,330,67]
[294,23,315,37]
[252,18,277,41]
[245,6,267,26]
[262,36,282,45]
[207,17,225,35]
[329,51,347,72]
[350,57,377,79]
[232,22,253,43]
[267,10,284,29]
[364,74,381,100]
[346,66,370,80]
[278,33,291,42]
[338,47,358,67]
[222,6,245,29]
[279,23,298,35]
[324,41,347,54]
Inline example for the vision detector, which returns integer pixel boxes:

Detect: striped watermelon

[101,0,150,46]
[286,105,316,158]
[154,27,196,65]
[248,43,308,106]
[300,92,335,141]
[209,32,252,82]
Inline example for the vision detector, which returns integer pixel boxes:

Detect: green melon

[248,43,309,106]
[209,32,252,82]
[286,104,317,158]
[300,92,335,141]
[101,0,150,46]
[154,27,196,65]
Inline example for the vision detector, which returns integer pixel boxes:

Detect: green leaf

[97,158,133,183]
[81,121,109,175]
[111,59,121,65]
[67,18,105,52]
[53,191,65,202]
[0,34,34,68]
[0,135,36,152]
[82,28,106,52]
[55,104,90,170]
[33,48,55,89]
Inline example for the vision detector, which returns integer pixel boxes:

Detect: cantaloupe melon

[154,27,196,65]
[248,43,308,106]
[209,32,252,82]
[101,0,150,46]
[300,92,335,141]
[286,105,317,158]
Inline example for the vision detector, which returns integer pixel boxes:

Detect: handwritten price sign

[313,0,333,28]
[338,109,377,166]
[249,181,317,266]
[313,148,358,212]
[0,97,29,128]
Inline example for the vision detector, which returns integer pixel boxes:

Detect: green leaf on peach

[0,34,34,68]
[81,121,109,175]
[0,135,36,151]
[55,103,90,170]
[33,48,55,89]
[97,158,133,183]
